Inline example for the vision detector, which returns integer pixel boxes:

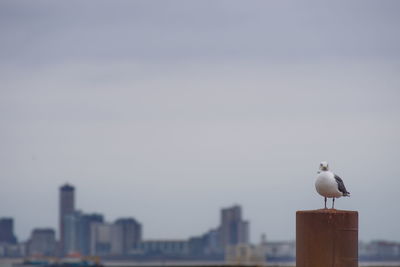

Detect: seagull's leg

[332,198,335,209]
[324,197,327,209]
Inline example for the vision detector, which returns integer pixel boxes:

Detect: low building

[225,244,266,265]
[0,243,25,258]
[360,240,400,260]
[265,241,295,261]
[139,240,189,256]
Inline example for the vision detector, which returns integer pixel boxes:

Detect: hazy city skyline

[1,0,400,244]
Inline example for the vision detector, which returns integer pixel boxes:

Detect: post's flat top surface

[297,209,358,214]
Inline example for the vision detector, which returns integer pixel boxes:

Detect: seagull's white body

[315,170,343,198]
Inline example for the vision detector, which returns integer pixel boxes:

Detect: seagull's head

[319,161,329,171]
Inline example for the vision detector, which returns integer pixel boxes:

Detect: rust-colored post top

[296,209,358,267]
[297,209,358,215]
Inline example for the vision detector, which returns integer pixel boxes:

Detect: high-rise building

[64,211,81,255]
[80,213,104,256]
[204,228,223,255]
[90,222,122,256]
[59,184,75,255]
[27,228,56,256]
[89,218,141,256]
[238,220,249,244]
[63,211,104,256]
[0,218,17,244]
[220,205,249,249]
[114,218,142,255]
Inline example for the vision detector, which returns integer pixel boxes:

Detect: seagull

[315,161,350,209]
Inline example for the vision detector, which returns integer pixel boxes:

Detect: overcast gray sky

[1,0,400,243]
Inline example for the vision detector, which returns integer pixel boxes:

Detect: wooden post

[296,209,358,267]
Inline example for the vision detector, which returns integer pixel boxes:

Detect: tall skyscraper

[59,184,75,255]
[220,205,249,249]
[0,218,17,244]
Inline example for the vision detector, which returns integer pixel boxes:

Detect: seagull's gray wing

[334,174,350,196]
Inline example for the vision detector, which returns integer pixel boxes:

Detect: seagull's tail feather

[343,192,350,197]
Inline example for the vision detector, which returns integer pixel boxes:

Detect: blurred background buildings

[1,183,400,262]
